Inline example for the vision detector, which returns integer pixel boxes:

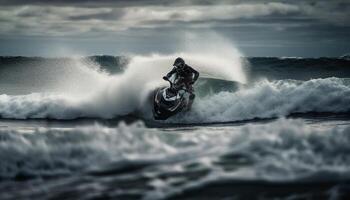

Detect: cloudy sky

[0,0,349,57]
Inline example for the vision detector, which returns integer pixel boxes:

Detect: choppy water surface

[0,118,349,200]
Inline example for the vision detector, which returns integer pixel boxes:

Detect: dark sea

[1,55,350,200]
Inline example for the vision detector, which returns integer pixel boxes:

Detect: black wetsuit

[165,64,199,99]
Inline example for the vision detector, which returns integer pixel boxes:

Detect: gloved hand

[163,76,168,80]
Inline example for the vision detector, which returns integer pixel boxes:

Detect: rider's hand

[163,76,168,80]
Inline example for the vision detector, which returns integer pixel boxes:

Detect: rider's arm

[164,67,176,80]
[193,69,199,83]
[188,66,199,83]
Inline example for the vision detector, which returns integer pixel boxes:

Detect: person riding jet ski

[163,57,199,109]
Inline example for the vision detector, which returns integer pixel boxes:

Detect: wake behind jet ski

[153,57,199,120]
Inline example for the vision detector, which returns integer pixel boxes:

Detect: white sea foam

[170,77,350,123]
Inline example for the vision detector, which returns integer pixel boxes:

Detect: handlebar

[164,76,193,93]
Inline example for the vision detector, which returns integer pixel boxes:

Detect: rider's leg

[187,93,195,110]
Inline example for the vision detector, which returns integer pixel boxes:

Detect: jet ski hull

[153,87,187,120]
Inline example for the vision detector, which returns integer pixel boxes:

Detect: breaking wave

[0,77,349,122]
[0,36,249,121]
[0,35,349,123]
[172,77,350,123]
[0,119,350,185]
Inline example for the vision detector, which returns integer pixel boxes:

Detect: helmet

[173,57,185,70]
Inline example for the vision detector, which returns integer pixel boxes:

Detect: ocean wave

[0,119,349,185]
[0,48,247,120]
[150,118,350,199]
[172,77,350,123]
[0,122,176,179]
[248,57,350,80]
[1,77,349,122]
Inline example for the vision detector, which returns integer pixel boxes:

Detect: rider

[163,57,199,108]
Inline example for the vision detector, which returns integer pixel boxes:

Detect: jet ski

[153,74,190,120]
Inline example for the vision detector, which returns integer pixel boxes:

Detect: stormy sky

[0,0,349,57]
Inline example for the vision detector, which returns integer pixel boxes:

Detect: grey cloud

[0,0,205,7]
[0,3,306,37]
[67,8,124,21]
[0,0,348,6]
[299,1,350,26]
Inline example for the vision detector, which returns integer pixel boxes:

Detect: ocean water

[1,54,350,200]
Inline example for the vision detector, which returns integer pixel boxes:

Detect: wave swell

[1,77,349,122]
[0,119,349,182]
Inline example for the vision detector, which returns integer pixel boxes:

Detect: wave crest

[1,77,349,121]
[165,77,350,123]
